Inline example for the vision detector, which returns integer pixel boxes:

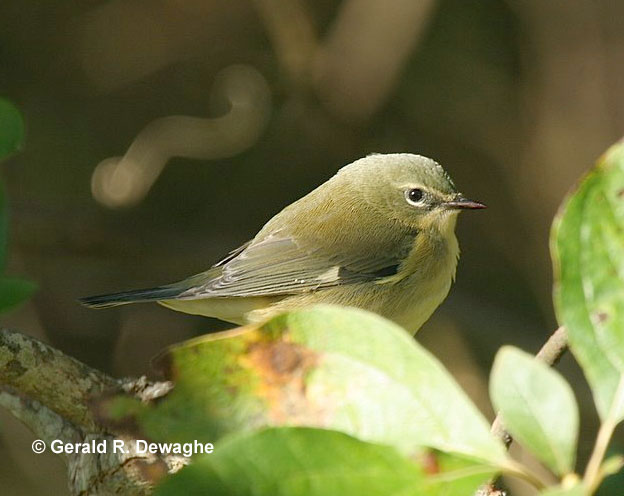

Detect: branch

[0,387,82,462]
[535,326,568,366]
[0,328,183,495]
[0,328,117,431]
[478,327,568,496]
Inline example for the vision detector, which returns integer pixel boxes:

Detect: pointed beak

[444,194,487,210]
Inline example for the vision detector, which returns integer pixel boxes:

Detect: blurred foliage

[0,99,35,313]
[0,276,36,313]
[0,98,24,161]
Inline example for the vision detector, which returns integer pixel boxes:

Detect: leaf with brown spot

[98,305,507,465]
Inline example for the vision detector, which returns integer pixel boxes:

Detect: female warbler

[81,153,485,334]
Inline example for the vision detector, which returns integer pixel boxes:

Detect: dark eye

[406,188,424,205]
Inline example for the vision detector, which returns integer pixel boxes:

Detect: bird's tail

[79,285,184,308]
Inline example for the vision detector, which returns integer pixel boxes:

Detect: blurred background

[1,0,624,494]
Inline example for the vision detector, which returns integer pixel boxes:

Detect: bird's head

[341,153,485,236]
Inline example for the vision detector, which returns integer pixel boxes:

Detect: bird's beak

[444,194,487,210]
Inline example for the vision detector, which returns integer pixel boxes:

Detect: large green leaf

[551,142,624,420]
[0,277,37,313]
[155,427,496,496]
[97,305,507,465]
[490,346,578,475]
[0,98,25,160]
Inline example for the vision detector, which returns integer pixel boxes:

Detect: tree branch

[0,387,82,462]
[0,328,183,495]
[0,328,117,431]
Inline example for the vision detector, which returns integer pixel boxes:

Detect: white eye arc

[405,188,426,206]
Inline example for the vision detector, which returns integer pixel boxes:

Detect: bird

[80,153,485,334]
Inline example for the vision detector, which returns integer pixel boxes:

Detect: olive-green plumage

[80,154,485,334]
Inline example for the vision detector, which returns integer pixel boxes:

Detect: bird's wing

[176,232,403,299]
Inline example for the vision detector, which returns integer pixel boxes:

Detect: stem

[477,327,568,496]
[500,460,549,490]
[583,374,624,493]
[535,326,569,365]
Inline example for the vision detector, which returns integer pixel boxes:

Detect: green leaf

[490,346,578,475]
[0,277,37,313]
[155,427,496,496]
[0,98,25,160]
[98,305,507,465]
[551,141,624,420]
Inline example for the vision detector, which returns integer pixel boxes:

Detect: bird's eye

[406,188,425,205]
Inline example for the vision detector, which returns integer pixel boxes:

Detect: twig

[535,326,569,366]
[479,326,568,496]
[583,374,624,493]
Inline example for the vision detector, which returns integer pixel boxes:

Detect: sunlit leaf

[97,305,507,465]
[490,346,578,475]
[155,427,496,496]
[551,141,624,420]
[0,277,37,313]
[0,98,25,160]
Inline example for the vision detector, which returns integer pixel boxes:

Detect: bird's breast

[385,229,459,333]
